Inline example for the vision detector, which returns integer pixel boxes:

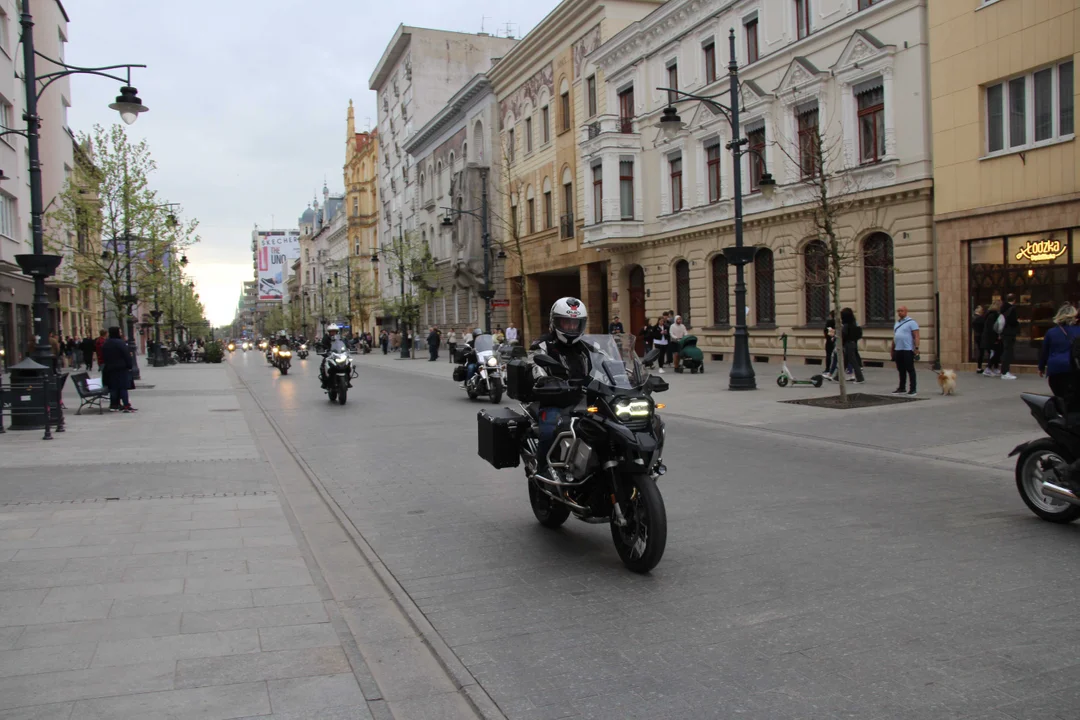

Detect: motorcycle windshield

[580,334,649,390]
[472,335,494,353]
[330,340,348,354]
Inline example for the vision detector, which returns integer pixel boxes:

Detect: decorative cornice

[404,75,492,155]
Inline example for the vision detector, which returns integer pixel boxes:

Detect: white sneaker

[846,375,856,382]
[1001,372,1017,380]
[658,368,665,374]
[821,372,833,380]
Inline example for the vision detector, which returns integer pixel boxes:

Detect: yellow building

[344,101,380,333]
[487,0,665,340]
[931,0,1079,368]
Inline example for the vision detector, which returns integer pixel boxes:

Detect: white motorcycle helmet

[327,323,340,335]
[550,297,588,344]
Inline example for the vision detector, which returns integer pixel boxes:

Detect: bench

[72,372,108,415]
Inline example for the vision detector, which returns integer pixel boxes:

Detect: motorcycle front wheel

[337,375,348,405]
[490,379,502,404]
[611,473,667,573]
[1016,439,1080,523]
[280,365,289,376]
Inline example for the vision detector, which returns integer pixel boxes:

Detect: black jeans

[1049,373,1072,398]
[974,341,985,370]
[894,350,916,392]
[429,346,439,361]
[448,342,456,363]
[108,369,130,409]
[843,341,864,382]
[1001,335,1016,374]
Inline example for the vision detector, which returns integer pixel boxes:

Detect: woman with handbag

[1039,304,1080,398]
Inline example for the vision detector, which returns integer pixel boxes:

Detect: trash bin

[7,357,58,431]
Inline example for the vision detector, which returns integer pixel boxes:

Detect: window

[436,161,443,196]
[858,0,880,8]
[525,118,533,152]
[863,233,894,324]
[561,92,570,131]
[592,164,603,223]
[527,198,535,234]
[618,88,634,133]
[0,100,12,142]
[0,12,9,55]
[857,85,885,163]
[667,63,679,106]
[543,189,552,229]
[797,106,820,178]
[755,248,775,324]
[0,193,14,238]
[669,156,683,212]
[563,181,573,218]
[508,128,515,162]
[711,255,729,325]
[353,198,359,216]
[619,160,634,220]
[541,107,550,144]
[746,17,759,64]
[987,62,1074,153]
[675,260,691,327]
[804,240,828,324]
[747,125,766,191]
[707,143,722,203]
[795,0,811,40]
[510,199,518,234]
[704,42,716,85]
[587,76,597,117]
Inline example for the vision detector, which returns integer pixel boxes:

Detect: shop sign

[1015,238,1067,262]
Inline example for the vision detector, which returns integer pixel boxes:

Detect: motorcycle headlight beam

[612,398,651,419]
[486,357,498,367]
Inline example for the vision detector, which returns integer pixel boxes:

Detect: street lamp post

[440,168,493,334]
[657,28,775,391]
[301,289,309,338]
[9,0,146,374]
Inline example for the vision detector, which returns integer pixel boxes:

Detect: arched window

[436,162,443,196]
[473,119,484,163]
[755,248,775,324]
[864,233,894,323]
[449,152,456,173]
[462,143,467,164]
[675,259,691,327]
[804,240,828,324]
[711,255,729,325]
[419,173,425,200]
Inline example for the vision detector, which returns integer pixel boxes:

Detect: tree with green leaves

[378,231,439,358]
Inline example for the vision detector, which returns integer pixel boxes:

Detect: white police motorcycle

[455,333,503,404]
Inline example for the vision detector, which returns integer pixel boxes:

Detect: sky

[66,0,558,326]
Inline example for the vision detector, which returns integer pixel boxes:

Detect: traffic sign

[491,299,510,307]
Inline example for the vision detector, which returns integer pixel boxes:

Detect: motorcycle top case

[477,408,525,469]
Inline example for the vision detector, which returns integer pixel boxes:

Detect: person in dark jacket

[982,299,1003,376]
[999,293,1020,380]
[840,307,865,383]
[101,327,135,413]
[972,305,987,373]
[80,336,96,372]
[427,326,440,361]
[1039,305,1080,398]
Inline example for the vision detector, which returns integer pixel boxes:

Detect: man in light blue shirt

[891,306,920,396]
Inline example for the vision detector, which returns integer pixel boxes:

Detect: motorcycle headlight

[300,345,307,350]
[280,350,291,357]
[612,398,651,420]
[486,357,498,367]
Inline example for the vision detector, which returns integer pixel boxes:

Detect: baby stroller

[674,335,704,374]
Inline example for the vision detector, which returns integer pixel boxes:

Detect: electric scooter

[776,333,824,388]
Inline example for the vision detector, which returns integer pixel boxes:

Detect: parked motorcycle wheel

[610,473,667,573]
[1015,439,1080,523]
[528,479,570,528]
[337,375,348,405]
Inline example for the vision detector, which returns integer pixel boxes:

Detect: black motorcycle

[478,334,669,573]
[272,345,292,376]
[297,343,309,360]
[320,339,357,405]
[1010,392,1080,523]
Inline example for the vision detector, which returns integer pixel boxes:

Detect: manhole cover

[781,392,923,410]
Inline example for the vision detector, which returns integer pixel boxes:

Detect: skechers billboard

[256,231,300,301]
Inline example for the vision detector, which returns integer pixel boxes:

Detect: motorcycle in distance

[477,334,670,573]
[456,333,503,403]
[320,339,357,405]
[227,341,235,353]
[1010,392,1080,523]
[272,345,292,376]
[297,343,309,360]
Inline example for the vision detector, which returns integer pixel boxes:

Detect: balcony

[618,117,634,134]
[560,213,574,239]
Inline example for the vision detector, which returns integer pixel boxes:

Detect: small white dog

[936,369,957,396]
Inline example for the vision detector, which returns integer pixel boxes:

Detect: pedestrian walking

[380,330,389,354]
[840,307,865,384]
[972,305,987,373]
[982,299,1003,376]
[101,327,136,413]
[890,306,920,396]
[822,310,838,379]
[80,335,96,372]
[651,316,668,374]
[427,326,441,362]
[999,293,1020,380]
[447,329,457,363]
[669,315,687,371]
[1039,304,1080,398]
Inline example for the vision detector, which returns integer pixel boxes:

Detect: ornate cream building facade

[581,0,935,366]
[344,102,379,333]
[931,0,1078,368]
[487,0,665,342]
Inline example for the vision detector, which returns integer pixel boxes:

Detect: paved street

[1,352,1079,719]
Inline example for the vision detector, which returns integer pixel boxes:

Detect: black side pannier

[478,408,525,469]
[506,359,534,402]
[453,365,467,382]
[454,347,470,364]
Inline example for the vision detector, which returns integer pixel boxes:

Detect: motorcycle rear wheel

[611,473,667,573]
[1016,439,1080,523]
[528,479,570,528]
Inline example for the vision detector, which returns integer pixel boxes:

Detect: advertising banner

[256,232,300,301]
